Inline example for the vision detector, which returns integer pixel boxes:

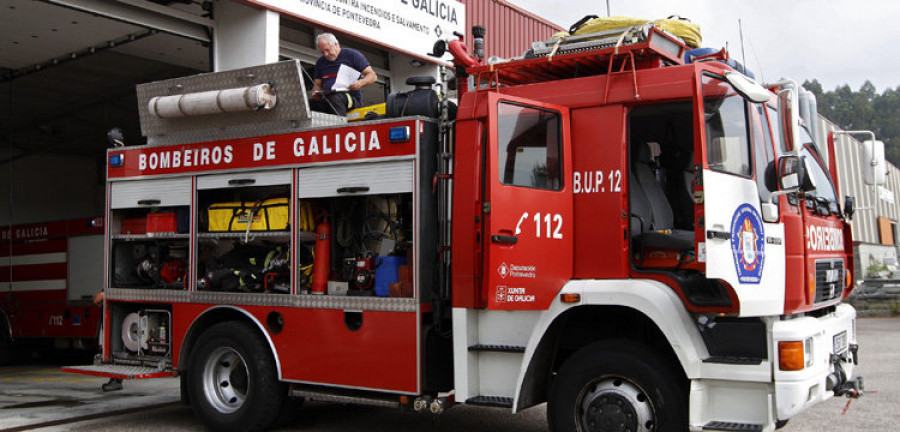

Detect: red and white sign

[109,121,417,179]
[247,0,465,62]
[806,224,844,252]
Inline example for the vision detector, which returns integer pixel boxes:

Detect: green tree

[803,80,900,166]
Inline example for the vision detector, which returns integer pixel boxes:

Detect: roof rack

[467,25,687,87]
[529,23,657,57]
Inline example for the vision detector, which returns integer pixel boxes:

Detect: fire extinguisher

[311,218,331,295]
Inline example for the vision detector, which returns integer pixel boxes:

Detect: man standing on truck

[309,33,377,116]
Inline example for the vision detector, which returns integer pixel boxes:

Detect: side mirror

[862,139,886,185]
[844,196,855,220]
[776,155,802,192]
[778,88,801,154]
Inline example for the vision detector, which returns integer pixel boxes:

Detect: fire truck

[1,218,104,361]
[64,23,862,432]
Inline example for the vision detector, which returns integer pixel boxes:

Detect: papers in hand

[331,64,360,92]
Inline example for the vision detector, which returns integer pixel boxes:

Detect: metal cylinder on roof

[463,0,564,61]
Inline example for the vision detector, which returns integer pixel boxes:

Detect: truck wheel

[0,322,11,365]
[548,340,687,432]
[188,322,285,432]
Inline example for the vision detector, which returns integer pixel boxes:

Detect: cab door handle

[491,235,518,244]
[706,230,730,240]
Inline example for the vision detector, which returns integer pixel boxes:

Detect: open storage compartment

[109,178,190,289]
[196,170,293,294]
[107,303,173,366]
[297,160,416,298]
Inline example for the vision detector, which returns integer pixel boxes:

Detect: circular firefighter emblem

[730,204,765,284]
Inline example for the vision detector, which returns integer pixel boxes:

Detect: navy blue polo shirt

[314,47,370,103]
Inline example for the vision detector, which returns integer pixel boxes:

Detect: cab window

[497,102,562,190]
[752,105,777,205]
[702,74,752,177]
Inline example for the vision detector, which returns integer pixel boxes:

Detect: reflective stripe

[0,252,67,266]
[7,280,67,291]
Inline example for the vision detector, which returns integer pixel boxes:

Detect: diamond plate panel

[136,60,345,147]
[106,288,416,312]
[62,364,175,379]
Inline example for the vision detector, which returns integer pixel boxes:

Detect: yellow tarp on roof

[552,16,702,48]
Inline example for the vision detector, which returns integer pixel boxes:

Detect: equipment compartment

[196,181,292,293]
[110,239,189,289]
[108,303,173,365]
[319,193,413,297]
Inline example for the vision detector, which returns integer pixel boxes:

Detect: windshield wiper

[815,196,833,216]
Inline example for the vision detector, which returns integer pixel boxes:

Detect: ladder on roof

[529,23,656,57]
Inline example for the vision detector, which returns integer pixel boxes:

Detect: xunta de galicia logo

[730,204,765,284]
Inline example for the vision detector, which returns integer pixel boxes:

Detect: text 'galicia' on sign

[251,0,465,58]
[112,123,417,178]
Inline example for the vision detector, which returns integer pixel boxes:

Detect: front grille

[814,259,844,303]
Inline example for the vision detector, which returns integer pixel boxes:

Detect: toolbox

[147,212,177,234]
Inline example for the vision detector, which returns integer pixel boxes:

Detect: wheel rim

[202,346,249,414]
[576,377,656,432]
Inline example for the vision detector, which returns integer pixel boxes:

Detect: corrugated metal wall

[464,0,563,60]
[819,116,900,246]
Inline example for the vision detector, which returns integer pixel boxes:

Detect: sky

[508,0,900,93]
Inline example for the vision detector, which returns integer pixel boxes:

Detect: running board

[290,387,400,409]
[62,364,176,380]
[467,344,525,353]
[702,421,763,432]
[466,396,513,408]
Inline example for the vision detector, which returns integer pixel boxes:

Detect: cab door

[483,93,572,310]
[699,73,784,317]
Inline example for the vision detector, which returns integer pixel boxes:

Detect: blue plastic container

[375,256,407,297]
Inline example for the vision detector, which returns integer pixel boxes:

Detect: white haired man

[310,33,377,116]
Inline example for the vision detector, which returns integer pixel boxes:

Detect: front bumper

[772,303,860,420]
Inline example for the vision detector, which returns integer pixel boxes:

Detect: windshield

[799,126,839,213]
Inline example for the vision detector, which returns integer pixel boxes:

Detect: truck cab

[450,26,859,431]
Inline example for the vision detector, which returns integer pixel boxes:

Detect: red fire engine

[1,218,104,361]
[65,23,862,432]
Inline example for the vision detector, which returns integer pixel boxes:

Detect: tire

[0,321,11,365]
[188,321,285,432]
[548,340,687,432]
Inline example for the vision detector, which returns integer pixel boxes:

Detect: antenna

[738,19,747,71]
[749,39,766,83]
[606,0,610,17]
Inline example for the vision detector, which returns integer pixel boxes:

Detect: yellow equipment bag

[207,198,290,232]
[347,103,386,122]
[552,15,702,48]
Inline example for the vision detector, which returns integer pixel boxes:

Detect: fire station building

[0,0,560,226]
